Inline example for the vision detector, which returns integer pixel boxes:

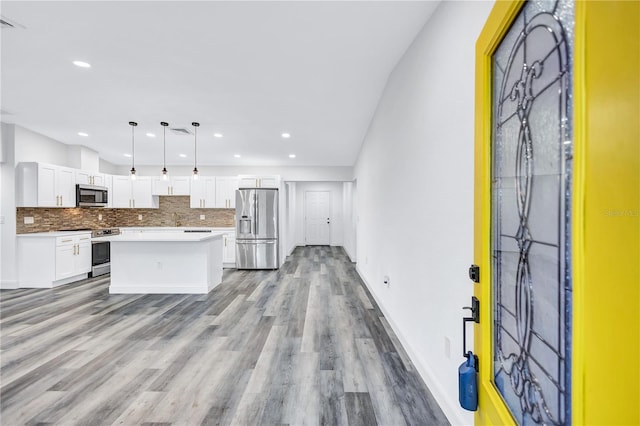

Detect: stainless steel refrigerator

[235,188,279,269]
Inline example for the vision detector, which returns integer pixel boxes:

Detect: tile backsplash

[16,196,235,234]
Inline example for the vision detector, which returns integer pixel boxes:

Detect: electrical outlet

[138,214,143,221]
[24,216,34,225]
[98,213,103,221]
[445,336,451,359]
[200,215,205,220]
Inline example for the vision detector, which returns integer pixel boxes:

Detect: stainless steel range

[91,228,120,277]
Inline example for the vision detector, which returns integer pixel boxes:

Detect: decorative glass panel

[491,1,573,424]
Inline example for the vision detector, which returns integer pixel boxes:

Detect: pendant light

[129,121,138,180]
[161,121,169,180]
[192,122,200,180]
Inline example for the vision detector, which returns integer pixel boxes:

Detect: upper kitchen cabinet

[190,176,216,208]
[152,176,191,196]
[75,170,106,187]
[215,176,239,208]
[112,175,156,208]
[238,175,280,189]
[16,162,76,207]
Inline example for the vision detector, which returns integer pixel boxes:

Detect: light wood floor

[1,246,449,425]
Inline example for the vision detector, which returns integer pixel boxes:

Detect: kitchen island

[100,231,224,294]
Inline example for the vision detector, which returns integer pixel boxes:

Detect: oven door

[92,240,110,266]
[91,239,111,277]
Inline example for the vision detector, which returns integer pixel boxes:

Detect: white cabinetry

[152,176,191,196]
[190,176,216,208]
[112,175,155,208]
[17,232,92,288]
[216,176,239,208]
[223,232,236,266]
[238,175,280,189]
[76,170,105,186]
[55,234,91,281]
[16,162,76,207]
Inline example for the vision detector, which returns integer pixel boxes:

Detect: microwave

[76,184,108,207]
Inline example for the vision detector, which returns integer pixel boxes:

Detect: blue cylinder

[458,351,478,411]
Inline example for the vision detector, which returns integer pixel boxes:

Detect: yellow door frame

[473,0,639,424]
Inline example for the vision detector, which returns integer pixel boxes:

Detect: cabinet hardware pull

[61,239,72,243]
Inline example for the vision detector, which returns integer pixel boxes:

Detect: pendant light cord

[129,121,137,173]
[161,122,168,171]
[192,122,200,173]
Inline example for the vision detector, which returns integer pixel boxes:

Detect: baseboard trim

[355,265,471,426]
[0,280,19,290]
[109,281,220,294]
[343,246,356,263]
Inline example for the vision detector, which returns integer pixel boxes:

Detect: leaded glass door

[475,0,639,424]
[491,1,573,424]
[474,0,574,424]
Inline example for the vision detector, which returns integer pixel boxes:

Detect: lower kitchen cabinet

[223,232,236,267]
[17,232,92,288]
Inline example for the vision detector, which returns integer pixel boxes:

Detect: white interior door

[305,191,331,245]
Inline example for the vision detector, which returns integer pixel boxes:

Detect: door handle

[461,296,479,357]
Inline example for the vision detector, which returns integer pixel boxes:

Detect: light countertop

[17,231,92,238]
[99,232,225,243]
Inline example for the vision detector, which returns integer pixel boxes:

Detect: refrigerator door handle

[254,192,259,236]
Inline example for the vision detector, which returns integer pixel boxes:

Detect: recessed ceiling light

[179,154,187,158]
[281,133,291,138]
[234,154,241,158]
[289,154,296,158]
[124,153,132,158]
[214,133,223,138]
[146,132,155,138]
[78,132,88,137]
[72,60,91,68]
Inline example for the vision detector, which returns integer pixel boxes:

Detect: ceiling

[1,1,439,167]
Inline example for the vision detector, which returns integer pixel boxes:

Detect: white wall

[353,1,493,424]
[342,180,357,261]
[14,126,70,165]
[67,145,100,171]
[1,123,17,289]
[283,182,298,256]
[292,181,344,247]
[99,158,120,175]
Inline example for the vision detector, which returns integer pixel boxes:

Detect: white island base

[106,232,224,294]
